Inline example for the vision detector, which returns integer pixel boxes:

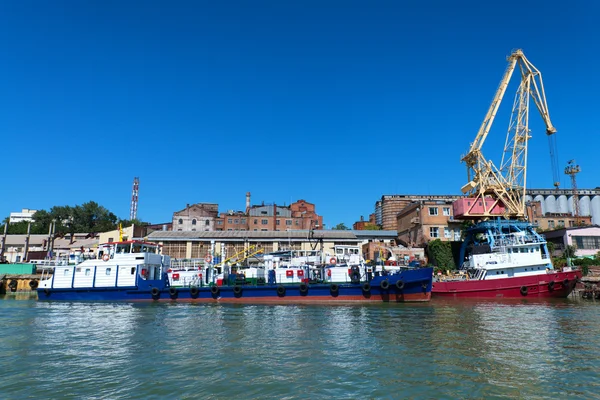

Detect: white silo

[545,195,557,213]
[534,195,546,214]
[558,195,569,214]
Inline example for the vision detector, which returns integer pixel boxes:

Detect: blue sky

[1,1,598,227]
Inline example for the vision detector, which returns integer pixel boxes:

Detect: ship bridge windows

[117,244,131,254]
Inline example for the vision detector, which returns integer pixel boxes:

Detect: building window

[276,220,280,225]
[444,228,451,238]
[228,218,233,224]
[443,207,450,216]
[548,220,555,229]
[205,220,209,226]
[217,220,223,225]
[254,219,258,224]
[192,228,196,231]
[574,236,600,250]
[241,218,246,224]
[178,219,183,224]
[558,220,565,227]
[192,219,197,225]
[286,220,292,226]
[234,219,239,224]
[262,219,268,225]
[295,220,299,225]
[261,211,267,215]
[227,228,232,231]
[569,220,574,227]
[261,229,267,231]
[430,227,439,238]
[429,207,438,216]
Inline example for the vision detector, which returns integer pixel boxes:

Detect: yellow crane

[457,49,559,220]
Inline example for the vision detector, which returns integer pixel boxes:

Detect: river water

[1,295,598,399]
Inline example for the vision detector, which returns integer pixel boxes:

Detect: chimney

[246,192,251,212]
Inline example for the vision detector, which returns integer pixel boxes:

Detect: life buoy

[276,285,286,297]
[380,280,390,290]
[563,278,570,287]
[330,283,339,295]
[169,287,178,299]
[362,282,371,292]
[205,255,212,263]
[8,280,18,290]
[190,286,199,298]
[350,271,360,284]
[102,254,110,262]
[210,285,219,295]
[233,285,242,296]
[151,287,161,299]
[329,258,337,265]
[395,280,405,290]
[299,283,308,295]
[29,280,38,289]
[548,280,555,291]
[520,286,528,296]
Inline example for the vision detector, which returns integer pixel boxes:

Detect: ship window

[501,271,504,274]
[131,267,136,275]
[85,268,91,276]
[64,269,70,276]
[106,268,112,275]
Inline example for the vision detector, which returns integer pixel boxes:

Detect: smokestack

[246,192,251,212]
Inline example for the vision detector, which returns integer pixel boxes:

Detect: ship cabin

[38,241,171,290]
[461,221,553,281]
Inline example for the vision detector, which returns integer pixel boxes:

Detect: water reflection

[1,299,599,399]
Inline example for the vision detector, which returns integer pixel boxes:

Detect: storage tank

[558,195,568,214]
[580,196,591,217]
[545,195,557,214]
[532,195,545,214]
[591,196,600,225]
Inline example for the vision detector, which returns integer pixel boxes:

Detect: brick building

[396,200,462,247]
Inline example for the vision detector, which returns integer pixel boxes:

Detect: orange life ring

[205,255,212,263]
[102,254,109,262]
[329,257,337,265]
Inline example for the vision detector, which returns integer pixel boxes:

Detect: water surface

[1,295,598,399]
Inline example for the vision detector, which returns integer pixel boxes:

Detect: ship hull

[38,268,433,303]
[432,270,581,299]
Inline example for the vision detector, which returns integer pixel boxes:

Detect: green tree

[427,239,456,272]
[564,244,576,259]
[332,223,349,230]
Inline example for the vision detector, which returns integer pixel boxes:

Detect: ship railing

[170,259,204,270]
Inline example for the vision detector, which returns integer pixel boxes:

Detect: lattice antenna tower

[564,160,581,223]
[130,177,139,221]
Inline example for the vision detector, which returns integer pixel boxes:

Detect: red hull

[432,270,581,299]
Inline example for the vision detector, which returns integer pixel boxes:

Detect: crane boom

[455,49,558,220]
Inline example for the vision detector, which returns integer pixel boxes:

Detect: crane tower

[130,177,139,221]
[454,49,558,220]
[564,160,581,224]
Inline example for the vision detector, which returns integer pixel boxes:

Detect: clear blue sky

[1,1,598,227]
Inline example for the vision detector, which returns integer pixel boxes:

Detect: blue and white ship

[37,241,433,303]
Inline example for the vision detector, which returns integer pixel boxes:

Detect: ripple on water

[0,298,599,399]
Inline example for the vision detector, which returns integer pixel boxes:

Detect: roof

[542,224,600,239]
[351,230,397,238]
[147,230,359,242]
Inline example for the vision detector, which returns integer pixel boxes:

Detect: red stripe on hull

[148,293,431,304]
[432,270,581,299]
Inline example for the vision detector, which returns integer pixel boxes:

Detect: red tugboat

[433,49,581,298]
[432,220,581,298]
